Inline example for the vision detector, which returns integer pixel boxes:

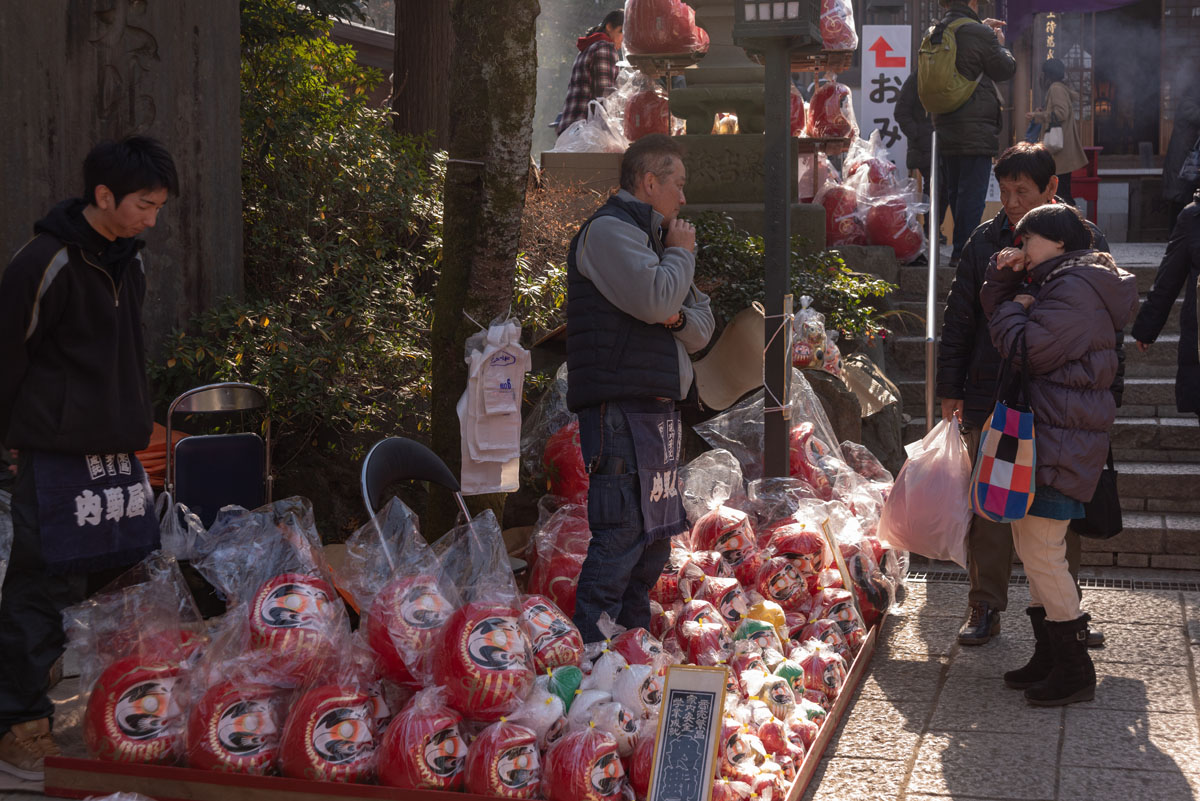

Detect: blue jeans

[944,154,993,258]
[572,403,672,643]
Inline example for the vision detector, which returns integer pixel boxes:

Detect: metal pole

[924,130,939,433]
[763,38,792,477]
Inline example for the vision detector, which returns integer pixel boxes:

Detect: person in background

[1026,58,1087,207]
[1133,188,1200,423]
[937,143,1112,649]
[565,134,714,643]
[0,136,178,781]
[981,203,1138,706]
[926,0,1016,268]
[1162,81,1200,236]
[895,71,949,245]
[556,10,624,135]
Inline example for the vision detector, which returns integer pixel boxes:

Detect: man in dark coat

[926,0,1015,266]
[1133,189,1200,420]
[937,143,1112,647]
[895,71,948,243]
[1162,83,1200,236]
[0,136,178,781]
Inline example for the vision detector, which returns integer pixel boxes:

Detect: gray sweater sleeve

[576,214,696,324]
[675,286,715,354]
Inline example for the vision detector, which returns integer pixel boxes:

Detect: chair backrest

[174,433,266,527]
[165,382,271,506]
[360,437,462,517]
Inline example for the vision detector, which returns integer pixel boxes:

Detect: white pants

[1010,514,1083,622]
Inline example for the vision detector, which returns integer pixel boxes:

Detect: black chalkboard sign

[646,665,728,801]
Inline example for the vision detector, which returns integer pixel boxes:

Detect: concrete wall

[0,0,243,358]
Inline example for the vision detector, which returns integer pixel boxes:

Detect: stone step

[1080,511,1200,569]
[1117,462,1200,513]
[1109,417,1200,452]
[896,265,955,299]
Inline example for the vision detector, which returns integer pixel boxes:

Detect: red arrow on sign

[869,36,906,68]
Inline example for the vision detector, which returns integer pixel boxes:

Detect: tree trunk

[426,0,540,538]
[391,0,453,147]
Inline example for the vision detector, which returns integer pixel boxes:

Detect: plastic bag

[625,85,672,142]
[821,330,843,377]
[338,497,461,688]
[542,725,626,801]
[798,153,839,203]
[876,419,972,567]
[624,0,711,55]
[790,296,827,369]
[432,510,536,720]
[806,78,857,139]
[464,719,542,798]
[550,99,629,153]
[790,84,806,137]
[865,193,928,264]
[157,501,207,563]
[521,363,574,486]
[377,686,467,789]
[678,448,744,526]
[843,131,901,199]
[815,179,867,247]
[821,0,859,50]
[542,420,588,506]
[526,502,592,618]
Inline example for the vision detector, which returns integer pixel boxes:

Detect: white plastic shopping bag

[876,418,972,567]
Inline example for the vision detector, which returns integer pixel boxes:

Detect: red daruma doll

[542,726,626,801]
[378,687,468,790]
[366,573,454,686]
[85,657,186,764]
[519,594,584,671]
[434,602,535,721]
[186,680,284,774]
[465,720,541,798]
[279,684,376,782]
[248,572,341,682]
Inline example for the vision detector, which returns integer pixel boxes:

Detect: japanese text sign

[647,665,728,801]
[859,25,912,170]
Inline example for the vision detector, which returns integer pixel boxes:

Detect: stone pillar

[0,0,242,357]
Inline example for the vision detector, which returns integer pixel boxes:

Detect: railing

[925,130,939,433]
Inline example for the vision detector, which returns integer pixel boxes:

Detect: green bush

[692,212,895,345]
[150,6,443,463]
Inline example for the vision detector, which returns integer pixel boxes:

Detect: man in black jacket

[0,136,178,781]
[926,0,1015,266]
[937,143,1112,647]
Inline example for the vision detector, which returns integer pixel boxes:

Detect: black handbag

[1069,447,1122,539]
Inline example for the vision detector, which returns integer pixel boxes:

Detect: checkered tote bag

[970,334,1037,523]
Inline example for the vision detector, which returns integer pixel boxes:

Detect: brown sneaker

[0,718,60,782]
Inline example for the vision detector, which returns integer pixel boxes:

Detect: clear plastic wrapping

[377,686,466,790]
[806,78,857,139]
[820,0,859,50]
[624,0,711,55]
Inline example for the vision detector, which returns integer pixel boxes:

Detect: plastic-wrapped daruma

[628,734,655,800]
[85,657,185,764]
[279,684,376,782]
[366,574,454,687]
[543,420,589,505]
[820,185,867,247]
[186,681,283,774]
[625,88,671,142]
[520,595,584,671]
[465,720,541,798]
[611,627,664,667]
[377,690,466,790]
[247,572,340,682]
[541,726,626,801]
[434,602,535,720]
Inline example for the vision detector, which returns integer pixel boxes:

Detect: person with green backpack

[918,0,1015,267]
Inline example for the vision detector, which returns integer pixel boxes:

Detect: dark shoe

[958,601,1000,645]
[1086,625,1105,648]
[1025,614,1096,707]
[1004,606,1052,689]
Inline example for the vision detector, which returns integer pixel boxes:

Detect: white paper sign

[859,25,913,172]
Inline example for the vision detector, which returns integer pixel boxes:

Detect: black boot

[1003,607,1051,689]
[1025,614,1096,706]
[957,601,1000,645]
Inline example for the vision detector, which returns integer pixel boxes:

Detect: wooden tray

[626,51,706,77]
[45,618,883,801]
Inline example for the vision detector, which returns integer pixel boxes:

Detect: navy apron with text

[33,452,161,574]
[620,400,688,543]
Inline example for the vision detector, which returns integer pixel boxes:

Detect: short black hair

[1014,203,1093,252]
[1041,57,1066,83]
[83,135,179,207]
[620,134,683,193]
[994,142,1057,192]
[602,10,624,29]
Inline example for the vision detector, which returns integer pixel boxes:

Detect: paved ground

[5,570,1199,801]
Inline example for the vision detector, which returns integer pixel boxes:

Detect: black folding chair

[360,437,523,572]
[165,382,271,528]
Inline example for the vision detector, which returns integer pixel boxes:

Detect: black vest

[566,195,682,411]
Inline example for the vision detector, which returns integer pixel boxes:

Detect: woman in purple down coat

[980,203,1140,708]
